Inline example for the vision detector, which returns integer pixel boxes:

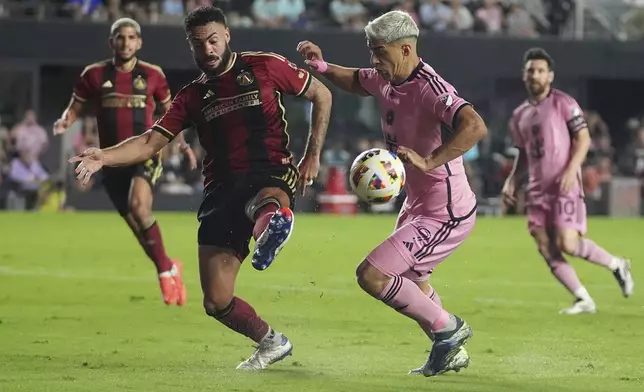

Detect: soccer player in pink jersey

[503,48,634,315]
[297,10,488,376]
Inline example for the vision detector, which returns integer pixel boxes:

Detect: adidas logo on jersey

[102,80,113,88]
[403,241,414,251]
[203,90,214,99]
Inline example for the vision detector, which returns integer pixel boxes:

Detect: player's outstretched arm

[104,130,169,167]
[296,40,369,96]
[70,130,169,185]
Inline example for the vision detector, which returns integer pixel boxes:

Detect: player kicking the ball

[503,48,634,315]
[297,11,487,376]
[70,7,332,370]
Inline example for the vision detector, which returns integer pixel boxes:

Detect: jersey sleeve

[266,55,312,97]
[356,68,382,96]
[152,68,172,104]
[72,66,98,103]
[421,78,470,129]
[151,86,192,140]
[561,95,587,133]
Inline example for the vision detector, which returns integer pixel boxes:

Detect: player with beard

[503,48,634,314]
[69,7,332,370]
[54,18,196,306]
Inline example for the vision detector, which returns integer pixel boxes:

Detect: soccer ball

[349,148,406,204]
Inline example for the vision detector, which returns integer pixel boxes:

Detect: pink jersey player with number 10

[503,48,634,315]
[297,10,488,377]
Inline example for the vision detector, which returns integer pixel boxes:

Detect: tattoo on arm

[302,77,332,157]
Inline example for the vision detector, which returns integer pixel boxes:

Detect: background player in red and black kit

[53,18,197,306]
[69,7,332,371]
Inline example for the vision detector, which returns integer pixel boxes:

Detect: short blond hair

[364,10,419,44]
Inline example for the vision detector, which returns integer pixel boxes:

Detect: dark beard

[527,82,545,97]
[200,44,233,76]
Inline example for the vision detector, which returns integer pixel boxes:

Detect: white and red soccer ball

[349,148,406,204]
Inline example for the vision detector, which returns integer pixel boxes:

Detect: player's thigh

[403,214,477,282]
[102,169,134,216]
[364,214,475,283]
[129,176,154,217]
[530,226,550,258]
[526,203,551,237]
[197,186,255,262]
[199,245,242,312]
[129,157,162,208]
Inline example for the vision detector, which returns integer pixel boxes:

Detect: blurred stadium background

[1,1,644,391]
[0,0,643,215]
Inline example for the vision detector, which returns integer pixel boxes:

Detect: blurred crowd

[2,0,644,212]
[3,104,644,213]
[0,109,57,211]
[1,0,576,38]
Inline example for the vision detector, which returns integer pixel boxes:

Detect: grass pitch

[0,212,642,391]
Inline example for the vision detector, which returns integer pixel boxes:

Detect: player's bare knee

[129,198,152,226]
[203,295,234,319]
[557,234,579,256]
[356,260,390,297]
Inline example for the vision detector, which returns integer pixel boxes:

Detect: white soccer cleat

[559,298,596,315]
[613,258,634,298]
[236,332,293,371]
[408,346,470,375]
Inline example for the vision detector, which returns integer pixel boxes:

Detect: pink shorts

[365,209,476,281]
[527,194,587,235]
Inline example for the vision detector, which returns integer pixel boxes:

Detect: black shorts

[101,155,163,216]
[197,164,299,260]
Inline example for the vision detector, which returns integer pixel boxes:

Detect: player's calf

[358,259,473,375]
[557,230,634,297]
[205,297,292,371]
[129,201,174,274]
[356,261,453,335]
[557,230,616,270]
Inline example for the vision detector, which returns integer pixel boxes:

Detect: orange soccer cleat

[158,260,187,306]
[172,260,187,306]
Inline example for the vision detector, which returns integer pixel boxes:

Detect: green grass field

[0,212,642,392]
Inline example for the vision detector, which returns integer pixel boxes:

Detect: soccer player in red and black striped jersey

[54,18,196,307]
[69,7,332,370]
